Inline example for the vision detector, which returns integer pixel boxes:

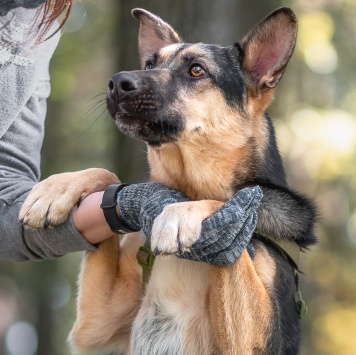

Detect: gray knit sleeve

[0,0,48,16]
[118,183,189,233]
[0,8,96,261]
[118,183,262,266]
[0,199,96,262]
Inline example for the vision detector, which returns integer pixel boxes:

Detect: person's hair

[33,0,73,43]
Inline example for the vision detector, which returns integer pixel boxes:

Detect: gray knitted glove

[118,183,189,233]
[118,183,262,266]
[180,186,262,265]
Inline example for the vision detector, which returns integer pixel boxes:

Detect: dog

[20,7,316,355]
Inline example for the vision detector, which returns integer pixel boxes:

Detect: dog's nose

[108,72,139,98]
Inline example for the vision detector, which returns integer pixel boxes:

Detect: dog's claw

[43,219,50,229]
[178,241,184,255]
[76,196,83,207]
[154,247,160,256]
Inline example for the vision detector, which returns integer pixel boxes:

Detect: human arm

[0,9,114,261]
[71,191,114,244]
[0,169,120,262]
[0,200,97,261]
[116,183,262,265]
[19,178,261,265]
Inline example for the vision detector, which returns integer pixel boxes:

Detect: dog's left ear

[240,7,297,90]
[132,8,182,68]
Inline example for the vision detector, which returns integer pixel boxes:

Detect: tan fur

[208,241,277,354]
[142,257,213,354]
[208,250,273,354]
[157,44,181,63]
[146,137,275,354]
[69,232,145,353]
[149,87,255,201]
[246,92,272,160]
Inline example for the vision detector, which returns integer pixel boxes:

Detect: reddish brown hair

[34,0,73,43]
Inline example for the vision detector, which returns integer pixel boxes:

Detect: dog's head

[106,8,297,149]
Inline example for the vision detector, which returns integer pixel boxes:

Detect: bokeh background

[1,0,356,354]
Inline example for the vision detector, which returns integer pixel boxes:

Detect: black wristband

[100,184,135,234]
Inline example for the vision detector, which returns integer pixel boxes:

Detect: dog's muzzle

[107,71,159,119]
[108,72,140,100]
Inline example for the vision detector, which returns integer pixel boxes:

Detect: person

[0,0,260,264]
[0,0,119,261]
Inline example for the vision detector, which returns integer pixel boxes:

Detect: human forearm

[71,184,182,245]
[71,191,115,244]
[0,200,96,261]
[115,183,262,266]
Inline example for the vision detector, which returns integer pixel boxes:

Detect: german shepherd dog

[20,7,316,355]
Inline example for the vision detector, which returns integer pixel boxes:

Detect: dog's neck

[148,141,249,201]
[147,111,270,201]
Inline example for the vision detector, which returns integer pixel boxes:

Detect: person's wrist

[101,184,138,234]
[72,191,114,244]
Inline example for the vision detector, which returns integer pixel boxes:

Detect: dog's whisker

[74,107,109,137]
[84,100,107,117]
[76,101,107,124]
[88,91,107,103]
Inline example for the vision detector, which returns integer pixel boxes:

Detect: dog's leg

[150,199,281,354]
[20,168,120,228]
[257,184,317,245]
[69,231,145,353]
[208,242,275,355]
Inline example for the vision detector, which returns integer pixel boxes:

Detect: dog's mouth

[107,93,158,129]
[106,94,183,146]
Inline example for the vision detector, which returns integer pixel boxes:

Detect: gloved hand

[118,183,262,266]
[117,182,190,233]
[180,187,262,265]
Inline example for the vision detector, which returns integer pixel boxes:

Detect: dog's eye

[189,65,205,77]
[145,61,154,70]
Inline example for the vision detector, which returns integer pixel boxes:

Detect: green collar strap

[136,241,155,294]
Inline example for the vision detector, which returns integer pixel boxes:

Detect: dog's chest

[130,256,212,354]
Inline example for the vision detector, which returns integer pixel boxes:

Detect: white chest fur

[130,256,212,354]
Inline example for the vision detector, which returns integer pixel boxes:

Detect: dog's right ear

[240,7,298,92]
[132,8,182,68]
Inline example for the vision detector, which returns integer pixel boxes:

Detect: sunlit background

[1,0,355,354]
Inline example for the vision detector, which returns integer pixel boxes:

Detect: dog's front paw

[151,200,223,255]
[19,168,119,229]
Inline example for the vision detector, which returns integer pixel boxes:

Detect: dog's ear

[240,7,297,90]
[132,8,182,68]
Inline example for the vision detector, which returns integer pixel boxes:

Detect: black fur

[207,45,246,107]
[231,112,317,248]
[107,70,186,146]
[256,239,301,355]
